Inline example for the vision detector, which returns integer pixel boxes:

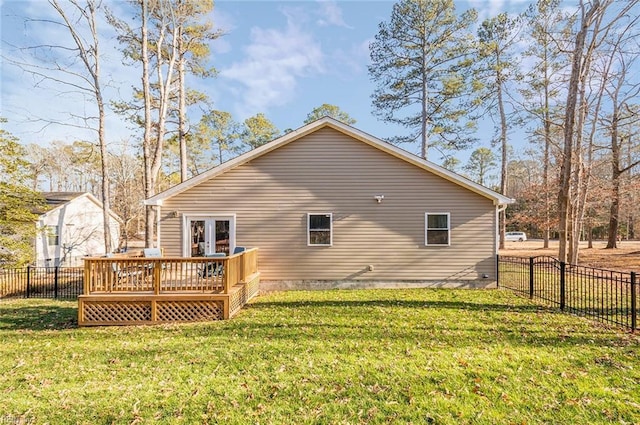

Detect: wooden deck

[78,248,260,326]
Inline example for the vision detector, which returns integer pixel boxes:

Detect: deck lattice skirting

[78,249,260,326]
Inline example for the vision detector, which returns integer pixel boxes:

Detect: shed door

[186,216,234,257]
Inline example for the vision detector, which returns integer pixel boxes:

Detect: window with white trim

[46,225,59,246]
[425,213,450,246]
[308,213,332,246]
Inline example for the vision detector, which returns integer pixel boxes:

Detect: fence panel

[498,255,638,332]
[533,256,562,305]
[0,266,84,300]
[496,256,530,295]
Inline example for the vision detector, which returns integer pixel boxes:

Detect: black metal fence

[498,255,638,332]
[0,266,84,300]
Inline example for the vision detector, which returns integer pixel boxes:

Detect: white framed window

[308,213,332,246]
[425,213,450,246]
[46,225,59,246]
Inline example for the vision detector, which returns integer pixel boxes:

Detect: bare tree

[600,35,640,248]
[559,1,593,263]
[520,0,568,249]
[556,0,639,263]
[110,0,179,247]
[110,0,219,246]
[109,141,146,250]
[476,12,521,249]
[173,0,220,182]
[4,0,113,252]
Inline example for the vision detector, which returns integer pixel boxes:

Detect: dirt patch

[499,240,640,273]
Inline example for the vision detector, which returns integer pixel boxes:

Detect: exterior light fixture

[374,195,385,203]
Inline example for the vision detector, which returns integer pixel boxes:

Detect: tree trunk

[606,111,621,249]
[421,51,428,160]
[98,96,112,253]
[558,1,598,263]
[93,9,111,254]
[497,56,507,251]
[543,43,551,250]
[50,0,112,253]
[178,19,188,182]
[141,0,154,248]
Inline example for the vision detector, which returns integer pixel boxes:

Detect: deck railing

[83,248,259,295]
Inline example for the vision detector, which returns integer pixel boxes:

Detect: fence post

[26,265,31,299]
[560,261,566,311]
[54,266,59,299]
[496,254,500,288]
[631,272,637,333]
[529,257,534,299]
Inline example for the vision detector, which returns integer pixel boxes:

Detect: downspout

[496,204,508,255]
[495,203,508,286]
[156,206,161,248]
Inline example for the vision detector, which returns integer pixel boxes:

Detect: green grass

[1,289,639,424]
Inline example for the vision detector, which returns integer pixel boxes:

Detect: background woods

[1,0,640,265]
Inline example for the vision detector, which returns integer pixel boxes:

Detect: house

[36,192,121,267]
[145,118,514,289]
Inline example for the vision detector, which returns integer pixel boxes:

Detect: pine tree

[0,122,44,266]
[369,0,477,159]
[304,104,356,125]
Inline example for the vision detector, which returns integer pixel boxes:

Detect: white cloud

[330,38,372,78]
[209,6,234,55]
[315,0,352,28]
[468,0,530,24]
[220,11,324,118]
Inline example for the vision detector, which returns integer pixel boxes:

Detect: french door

[186,216,235,257]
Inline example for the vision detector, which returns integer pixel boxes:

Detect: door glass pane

[191,220,206,257]
[215,220,230,255]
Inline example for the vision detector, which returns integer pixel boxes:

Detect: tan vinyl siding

[160,127,497,282]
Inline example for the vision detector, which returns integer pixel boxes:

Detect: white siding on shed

[36,195,120,266]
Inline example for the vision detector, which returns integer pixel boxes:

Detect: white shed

[36,192,121,267]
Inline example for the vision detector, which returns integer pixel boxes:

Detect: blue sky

[1,0,535,166]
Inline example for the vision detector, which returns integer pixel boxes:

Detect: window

[425,213,450,246]
[46,225,59,246]
[308,213,332,246]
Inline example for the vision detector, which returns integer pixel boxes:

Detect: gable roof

[43,192,87,208]
[40,192,123,223]
[145,117,514,206]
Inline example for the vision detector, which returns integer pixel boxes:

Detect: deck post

[154,262,161,295]
[78,298,84,325]
[223,296,230,319]
[222,258,229,294]
[83,261,90,295]
[151,299,157,322]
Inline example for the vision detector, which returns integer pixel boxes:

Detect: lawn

[1,289,639,425]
